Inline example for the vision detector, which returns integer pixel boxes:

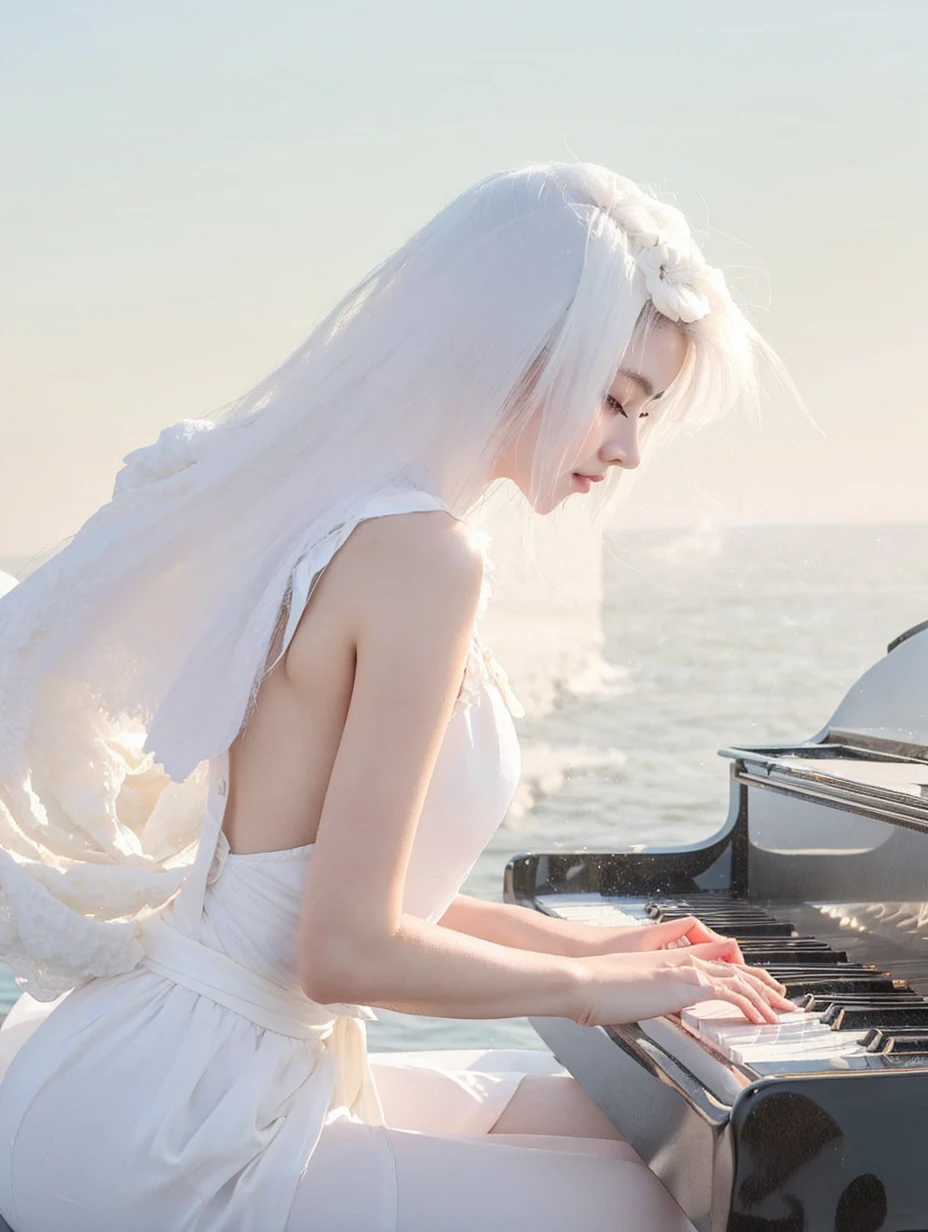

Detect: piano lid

[825,619,928,754]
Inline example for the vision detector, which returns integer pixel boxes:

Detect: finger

[734,966,794,1008]
[703,958,789,998]
[710,936,745,965]
[733,960,788,994]
[731,974,781,1024]
[703,962,797,1013]
[645,917,700,948]
[681,919,743,959]
[703,986,771,1026]
[738,970,797,1011]
[680,939,742,963]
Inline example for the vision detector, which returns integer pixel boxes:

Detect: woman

[0,161,799,1231]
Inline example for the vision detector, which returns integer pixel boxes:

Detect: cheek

[581,413,611,454]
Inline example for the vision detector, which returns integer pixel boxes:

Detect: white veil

[0,161,787,1000]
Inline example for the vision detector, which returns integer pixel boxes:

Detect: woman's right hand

[574,939,797,1029]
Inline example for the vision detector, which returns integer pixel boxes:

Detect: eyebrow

[617,369,665,401]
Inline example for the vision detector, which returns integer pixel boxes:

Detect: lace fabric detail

[451,528,525,720]
[0,664,212,1001]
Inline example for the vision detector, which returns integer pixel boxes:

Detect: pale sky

[2,1,926,559]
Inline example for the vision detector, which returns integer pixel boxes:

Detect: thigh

[288,1119,697,1232]
[488,1072,628,1143]
[369,1047,567,1136]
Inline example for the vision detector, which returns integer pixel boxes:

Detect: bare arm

[293,510,588,1019]
[294,511,791,1028]
[437,893,742,960]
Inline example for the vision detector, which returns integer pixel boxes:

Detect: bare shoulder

[287,509,485,675]
[344,509,485,641]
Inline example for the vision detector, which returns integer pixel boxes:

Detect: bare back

[220,508,481,856]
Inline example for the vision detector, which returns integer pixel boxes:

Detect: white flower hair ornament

[112,419,218,498]
[634,236,712,325]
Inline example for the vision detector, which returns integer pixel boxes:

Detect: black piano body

[504,618,928,1232]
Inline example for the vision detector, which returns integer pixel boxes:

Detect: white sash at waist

[137,913,385,1123]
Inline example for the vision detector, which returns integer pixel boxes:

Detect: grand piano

[504,617,928,1232]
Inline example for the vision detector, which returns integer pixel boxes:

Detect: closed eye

[604,393,649,419]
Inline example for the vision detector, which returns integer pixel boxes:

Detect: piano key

[863,1026,928,1052]
[780,976,901,997]
[748,1051,883,1074]
[687,921,797,938]
[730,1040,864,1065]
[767,959,873,968]
[881,1051,928,1068]
[546,901,645,928]
[879,1034,928,1054]
[800,993,921,1013]
[678,1002,875,1071]
[738,948,850,965]
[654,909,791,924]
[681,1003,826,1044]
[695,1019,833,1048]
[737,932,824,942]
[646,903,777,921]
[830,1005,928,1031]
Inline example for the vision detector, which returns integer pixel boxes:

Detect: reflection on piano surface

[504,617,928,1232]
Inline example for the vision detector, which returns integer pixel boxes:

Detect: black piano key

[660,905,784,917]
[881,1052,928,1068]
[738,934,829,943]
[651,912,788,928]
[695,922,796,938]
[741,948,849,965]
[739,942,835,955]
[830,1005,928,1031]
[765,962,871,972]
[766,971,878,986]
[650,906,773,916]
[678,916,793,929]
[863,1026,928,1052]
[646,903,779,920]
[786,977,901,998]
[801,992,920,1013]
[881,1035,928,1055]
[648,914,797,938]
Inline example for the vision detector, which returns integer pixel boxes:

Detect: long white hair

[0,160,798,999]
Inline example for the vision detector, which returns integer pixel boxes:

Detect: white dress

[0,488,696,1232]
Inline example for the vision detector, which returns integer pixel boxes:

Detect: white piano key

[679,994,879,1074]
[681,1003,814,1038]
[714,1027,836,1054]
[749,1051,881,1075]
[538,898,650,929]
[729,1037,858,1062]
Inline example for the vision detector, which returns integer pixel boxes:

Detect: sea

[2,522,927,1056]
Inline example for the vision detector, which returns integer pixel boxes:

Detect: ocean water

[2,523,927,1057]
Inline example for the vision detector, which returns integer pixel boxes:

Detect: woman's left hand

[581,915,745,965]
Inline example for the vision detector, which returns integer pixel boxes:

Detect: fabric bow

[635,237,711,324]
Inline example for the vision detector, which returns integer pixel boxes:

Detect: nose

[603,418,642,471]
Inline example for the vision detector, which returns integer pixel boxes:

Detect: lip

[572,472,604,491]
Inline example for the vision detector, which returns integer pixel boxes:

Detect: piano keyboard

[541,894,928,1080]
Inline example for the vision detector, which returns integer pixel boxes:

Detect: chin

[533,487,571,516]
[508,474,574,516]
